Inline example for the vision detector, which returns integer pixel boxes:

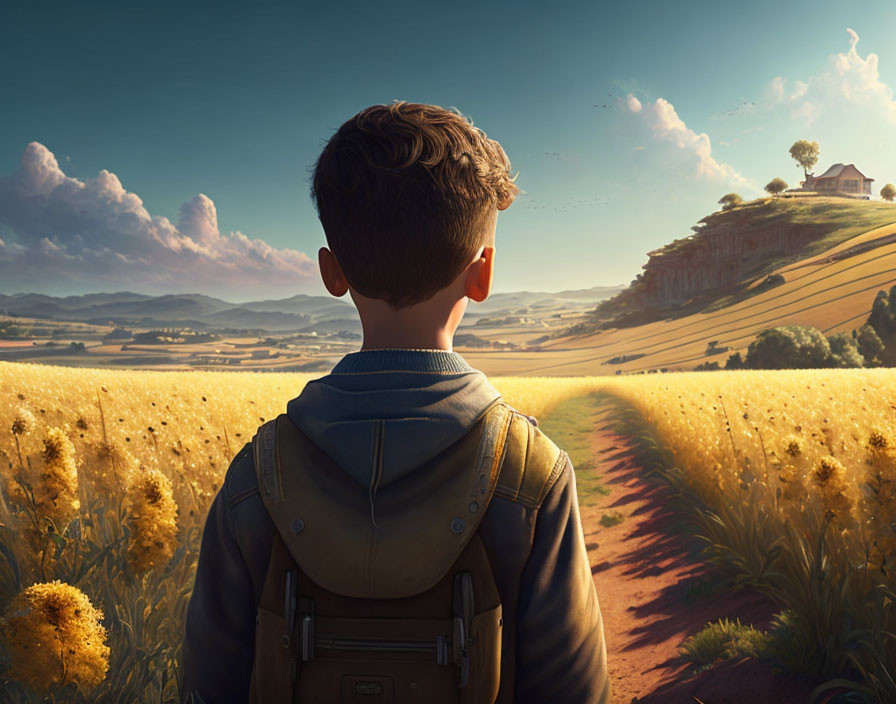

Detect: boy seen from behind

[180,100,612,703]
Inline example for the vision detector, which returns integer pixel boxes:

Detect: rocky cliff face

[630,210,829,308]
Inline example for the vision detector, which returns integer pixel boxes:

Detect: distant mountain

[0,284,623,335]
[201,307,313,332]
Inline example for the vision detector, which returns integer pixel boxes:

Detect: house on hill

[802,164,874,195]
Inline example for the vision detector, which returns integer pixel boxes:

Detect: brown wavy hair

[310,100,519,310]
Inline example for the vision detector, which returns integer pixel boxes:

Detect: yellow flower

[81,440,137,496]
[813,455,846,491]
[33,428,80,530]
[1,580,109,693]
[126,468,178,574]
[782,435,802,457]
[812,455,852,521]
[868,428,889,451]
[11,408,36,437]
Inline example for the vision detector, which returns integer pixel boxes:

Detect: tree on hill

[765,178,788,195]
[745,324,833,369]
[789,140,819,179]
[867,286,896,364]
[854,324,884,366]
[725,351,745,369]
[881,183,896,201]
[718,193,743,211]
[826,332,864,368]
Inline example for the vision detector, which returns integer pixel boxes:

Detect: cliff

[566,196,896,332]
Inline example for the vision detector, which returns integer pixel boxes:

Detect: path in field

[580,395,818,704]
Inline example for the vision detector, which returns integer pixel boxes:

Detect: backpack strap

[493,407,568,510]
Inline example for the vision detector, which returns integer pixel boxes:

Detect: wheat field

[0,362,893,701]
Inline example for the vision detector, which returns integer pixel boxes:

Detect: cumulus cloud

[770,28,896,125]
[624,95,755,191]
[0,142,317,296]
[626,93,642,113]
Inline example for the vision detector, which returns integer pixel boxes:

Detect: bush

[679,617,771,670]
[745,325,833,369]
[881,183,896,201]
[725,351,745,369]
[867,286,896,364]
[855,324,885,366]
[765,178,788,195]
[718,193,743,211]
[693,361,721,371]
[826,332,864,368]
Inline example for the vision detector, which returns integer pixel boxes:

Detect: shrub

[765,178,788,195]
[826,332,864,368]
[745,325,832,369]
[679,617,771,669]
[855,324,885,366]
[718,193,743,211]
[725,351,745,369]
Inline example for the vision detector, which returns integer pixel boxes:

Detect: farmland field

[0,361,894,701]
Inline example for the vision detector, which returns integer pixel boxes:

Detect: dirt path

[580,396,819,704]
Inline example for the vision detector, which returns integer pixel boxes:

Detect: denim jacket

[179,349,611,703]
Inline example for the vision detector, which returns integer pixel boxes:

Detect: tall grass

[0,362,608,700]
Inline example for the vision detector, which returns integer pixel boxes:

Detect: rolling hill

[455,196,896,377]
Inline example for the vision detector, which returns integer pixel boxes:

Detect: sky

[2,0,896,302]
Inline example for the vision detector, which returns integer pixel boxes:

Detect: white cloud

[0,142,317,295]
[625,95,755,191]
[626,93,642,112]
[770,76,808,103]
[770,28,896,125]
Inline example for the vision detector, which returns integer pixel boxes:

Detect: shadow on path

[581,395,818,704]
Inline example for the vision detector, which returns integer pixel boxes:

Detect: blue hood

[285,349,504,491]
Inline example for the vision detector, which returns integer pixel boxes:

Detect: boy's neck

[354,291,468,353]
[359,331,455,353]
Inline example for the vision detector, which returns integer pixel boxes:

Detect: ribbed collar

[331,348,475,374]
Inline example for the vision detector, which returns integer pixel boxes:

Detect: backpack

[247,398,565,704]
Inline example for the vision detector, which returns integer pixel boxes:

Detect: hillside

[565,196,896,333]
[442,196,896,377]
[461,205,896,377]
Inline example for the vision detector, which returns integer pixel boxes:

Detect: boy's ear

[465,246,495,303]
[319,247,349,297]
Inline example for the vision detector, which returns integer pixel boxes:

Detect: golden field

[0,361,894,700]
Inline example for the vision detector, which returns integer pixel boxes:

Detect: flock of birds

[713,100,756,118]
[512,194,612,213]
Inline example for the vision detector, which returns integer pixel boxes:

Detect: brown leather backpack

[248,398,565,704]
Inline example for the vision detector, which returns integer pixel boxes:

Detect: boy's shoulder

[491,402,568,510]
[220,441,265,520]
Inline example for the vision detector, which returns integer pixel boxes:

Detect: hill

[565,196,896,333]
[471,196,896,377]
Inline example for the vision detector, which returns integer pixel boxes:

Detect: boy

[180,100,611,703]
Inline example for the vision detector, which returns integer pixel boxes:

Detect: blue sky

[2,0,896,301]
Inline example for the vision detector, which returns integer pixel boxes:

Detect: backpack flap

[254,399,514,599]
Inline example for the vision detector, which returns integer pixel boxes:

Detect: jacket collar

[331,348,475,375]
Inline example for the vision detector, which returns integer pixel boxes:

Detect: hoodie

[285,349,504,527]
[180,349,611,703]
